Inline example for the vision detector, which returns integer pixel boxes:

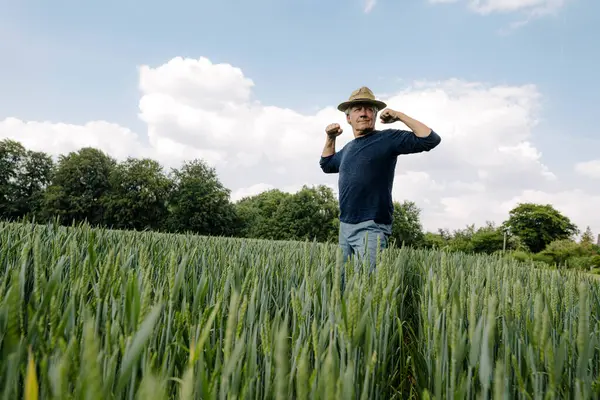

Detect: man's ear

[346,114,351,124]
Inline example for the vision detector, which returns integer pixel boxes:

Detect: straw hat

[337,86,387,112]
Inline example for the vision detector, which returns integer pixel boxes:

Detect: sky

[1,0,599,238]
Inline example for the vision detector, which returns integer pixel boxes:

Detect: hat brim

[337,98,387,112]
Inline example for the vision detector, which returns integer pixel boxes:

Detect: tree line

[1,138,599,271]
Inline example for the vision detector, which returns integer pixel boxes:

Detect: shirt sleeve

[319,150,343,173]
[389,129,442,155]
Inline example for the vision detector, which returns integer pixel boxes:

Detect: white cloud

[1,55,598,237]
[429,0,567,14]
[575,160,600,179]
[0,117,147,161]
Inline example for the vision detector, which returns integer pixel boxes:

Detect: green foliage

[0,139,54,220]
[2,138,600,271]
[424,222,523,255]
[422,232,447,249]
[534,235,600,270]
[235,185,340,243]
[421,251,600,399]
[103,157,173,231]
[43,147,116,226]
[390,200,425,248]
[235,189,291,239]
[502,203,579,253]
[539,239,588,266]
[532,252,555,264]
[0,140,348,242]
[0,220,422,399]
[2,220,600,399]
[581,226,595,245]
[446,226,475,253]
[510,250,530,262]
[470,223,506,254]
[165,159,239,237]
[270,185,339,242]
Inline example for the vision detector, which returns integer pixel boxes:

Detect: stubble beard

[354,119,374,136]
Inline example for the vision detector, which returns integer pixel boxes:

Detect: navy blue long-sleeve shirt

[320,128,441,225]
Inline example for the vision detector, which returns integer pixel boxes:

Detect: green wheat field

[1,220,599,399]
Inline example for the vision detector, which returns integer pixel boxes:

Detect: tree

[235,189,292,239]
[0,139,54,220]
[469,222,506,254]
[0,139,26,219]
[103,157,173,231]
[502,203,579,254]
[166,159,239,236]
[581,226,594,246]
[43,147,116,226]
[17,150,55,219]
[447,224,476,253]
[390,201,425,248]
[271,185,339,242]
[421,232,447,249]
[540,239,591,267]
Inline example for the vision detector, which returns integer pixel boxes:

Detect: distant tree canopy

[502,203,579,253]
[165,159,239,237]
[272,185,339,243]
[1,138,598,270]
[235,189,290,240]
[0,139,53,220]
[235,185,339,242]
[103,157,173,231]
[390,200,425,248]
[43,147,116,226]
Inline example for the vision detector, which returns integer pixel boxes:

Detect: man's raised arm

[322,135,337,158]
[379,108,442,155]
[320,123,343,173]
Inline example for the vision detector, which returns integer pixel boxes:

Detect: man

[320,86,441,278]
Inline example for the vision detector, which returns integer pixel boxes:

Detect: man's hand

[325,123,343,138]
[379,109,401,124]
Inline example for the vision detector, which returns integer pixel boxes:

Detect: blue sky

[3,0,598,129]
[1,0,599,234]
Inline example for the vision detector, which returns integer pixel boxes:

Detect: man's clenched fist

[379,109,401,124]
[326,123,343,138]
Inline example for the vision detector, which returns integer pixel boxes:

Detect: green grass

[0,220,599,399]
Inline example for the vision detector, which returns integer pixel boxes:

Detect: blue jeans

[338,219,392,288]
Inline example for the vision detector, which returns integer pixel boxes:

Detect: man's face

[346,104,376,134]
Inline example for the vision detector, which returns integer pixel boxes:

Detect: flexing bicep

[391,129,442,155]
[320,151,343,173]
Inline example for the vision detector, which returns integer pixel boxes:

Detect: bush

[511,250,531,263]
[532,253,554,265]
[566,256,597,270]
